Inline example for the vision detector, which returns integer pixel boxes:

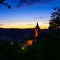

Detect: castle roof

[35,22,40,29]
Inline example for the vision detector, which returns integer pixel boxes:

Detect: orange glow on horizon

[0,23,49,29]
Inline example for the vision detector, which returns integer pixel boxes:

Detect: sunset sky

[0,0,60,29]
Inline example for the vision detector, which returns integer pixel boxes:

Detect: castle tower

[34,22,40,41]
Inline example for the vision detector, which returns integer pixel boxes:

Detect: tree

[0,0,11,9]
[49,7,60,29]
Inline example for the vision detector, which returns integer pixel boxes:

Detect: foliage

[0,29,60,60]
[0,0,11,9]
[49,7,60,29]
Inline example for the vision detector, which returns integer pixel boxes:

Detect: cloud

[34,16,45,19]
[0,24,9,26]
[0,24,4,26]
[12,0,52,7]
[39,17,44,19]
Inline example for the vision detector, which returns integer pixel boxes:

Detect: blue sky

[0,0,60,29]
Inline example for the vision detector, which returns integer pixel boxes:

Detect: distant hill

[0,28,49,43]
[0,28,35,42]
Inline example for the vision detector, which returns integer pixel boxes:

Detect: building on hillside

[34,22,40,41]
[20,22,40,49]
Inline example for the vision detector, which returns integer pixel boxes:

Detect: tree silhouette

[0,0,11,9]
[49,7,60,29]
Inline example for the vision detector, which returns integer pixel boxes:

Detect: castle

[20,22,40,49]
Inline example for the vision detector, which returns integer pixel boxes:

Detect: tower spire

[35,22,40,29]
[34,22,40,41]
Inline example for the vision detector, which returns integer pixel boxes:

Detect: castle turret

[35,22,40,29]
[35,22,40,41]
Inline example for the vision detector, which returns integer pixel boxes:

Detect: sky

[0,0,60,29]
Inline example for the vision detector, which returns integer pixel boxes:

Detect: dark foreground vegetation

[0,29,60,60]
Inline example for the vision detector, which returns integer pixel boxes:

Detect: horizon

[0,0,60,29]
[0,22,49,29]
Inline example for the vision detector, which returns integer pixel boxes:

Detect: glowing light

[22,40,33,50]
[35,28,38,37]
[26,40,33,45]
[10,42,14,45]
[22,47,25,50]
